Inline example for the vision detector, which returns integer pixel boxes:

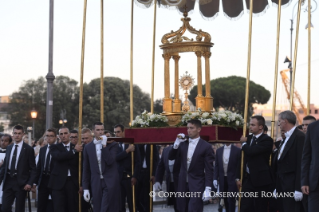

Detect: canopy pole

[238,0,254,210]
[78,0,88,211]
[271,0,282,140]
[307,0,311,115]
[150,0,157,114]
[130,1,135,211]
[100,0,104,122]
[290,0,302,111]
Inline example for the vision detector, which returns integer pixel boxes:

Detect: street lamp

[30,109,37,139]
[59,109,67,126]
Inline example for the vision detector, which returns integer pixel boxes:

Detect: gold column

[163,53,172,113]
[100,0,104,123]
[78,0,88,211]
[173,55,181,112]
[290,0,302,110]
[307,0,311,115]
[195,51,205,110]
[203,52,213,111]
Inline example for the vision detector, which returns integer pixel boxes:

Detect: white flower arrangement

[131,110,169,128]
[180,109,244,128]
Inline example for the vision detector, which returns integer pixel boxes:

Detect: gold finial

[183,5,188,18]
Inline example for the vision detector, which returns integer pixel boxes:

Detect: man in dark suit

[0,125,37,212]
[0,134,12,210]
[34,128,57,212]
[169,119,214,212]
[48,126,83,212]
[302,120,319,211]
[136,143,159,212]
[214,144,241,212]
[236,115,273,212]
[274,110,304,212]
[82,123,120,211]
[114,124,141,212]
[155,145,181,211]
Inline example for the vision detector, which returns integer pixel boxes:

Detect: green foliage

[0,123,4,132]
[189,76,271,115]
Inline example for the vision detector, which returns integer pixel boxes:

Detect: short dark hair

[187,119,202,128]
[82,128,92,134]
[46,128,57,136]
[114,124,125,132]
[251,115,265,128]
[279,111,296,125]
[70,129,78,134]
[59,126,69,132]
[297,125,303,130]
[92,122,103,129]
[104,130,112,134]
[263,125,268,133]
[1,134,12,143]
[0,133,3,138]
[303,115,316,122]
[13,124,24,132]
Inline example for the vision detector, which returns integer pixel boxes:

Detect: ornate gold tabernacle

[160,10,214,120]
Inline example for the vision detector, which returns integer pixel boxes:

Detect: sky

[0,0,318,109]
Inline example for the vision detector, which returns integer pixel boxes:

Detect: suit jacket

[48,142,80,190]
[82,141,120,211]
[155,145,181,192]
[35,145,53,190]
[302,120,319,191]
[214,145,241,193]
[0,142,36,188]
[169,138,214,212]
[274,128,305,193]
[237,133,273,187]
[137,144,159,177]
[116,142,141,181]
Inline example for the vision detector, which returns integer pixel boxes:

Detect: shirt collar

[253,132,263,139]
[285,126,296,138]
[63,143,70,148]
[189,137,200,144]
[224,145,231,149]
[13,141,23,148]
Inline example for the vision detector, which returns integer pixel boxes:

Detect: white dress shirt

[63,143,71,176]
[278,126,296,160]
[9,141,23,170]
[143,145,147,168]
[168,160,175,182]
[246,132,263,174]
[94,141,104,179]
[186,137,200,182]
[223,145,231,176]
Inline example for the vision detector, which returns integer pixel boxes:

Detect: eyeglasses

[70,136,78,139]
[114,131,121,133]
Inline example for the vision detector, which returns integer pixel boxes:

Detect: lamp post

[287,0,317,93]
[59,109,67,126]
[30,109,38,139]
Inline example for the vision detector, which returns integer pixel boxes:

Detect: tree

[80,77,151,130]
[189,76,271,115]
[6,76,79,139]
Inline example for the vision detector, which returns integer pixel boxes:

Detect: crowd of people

[0,110,317,212]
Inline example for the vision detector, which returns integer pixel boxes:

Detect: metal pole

[307,0,311,115]
[46,0,55,129]
[271,0,282,140]
[238,0,254,210]
[100,0,104,122]
[290,0,303,111]
[78,0,88,211]
[150,144,153,212]
[33,120,35,140]
[150,0,157,114]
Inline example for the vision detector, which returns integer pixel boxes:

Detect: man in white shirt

[0,125,37,212]
[275,110,305,212]
[168,119,214,212]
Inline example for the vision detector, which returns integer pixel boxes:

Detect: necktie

[65,146,69,151]
[10,145,18,177]
[44,146,51,173]
[278,138,286,159]
[250,136,257,146]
